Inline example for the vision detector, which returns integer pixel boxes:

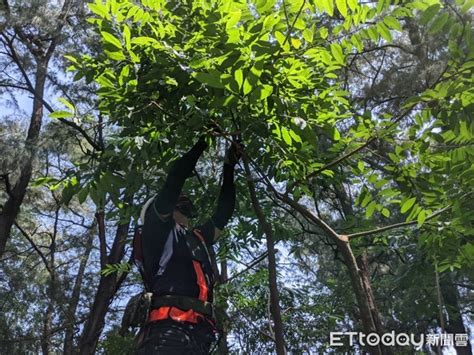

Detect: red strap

[149,307,202,323]
[148,307,171,321]
[192,260,208,301]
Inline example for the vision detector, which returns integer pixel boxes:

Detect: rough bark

[337,239,383,355]
[77,222,130,355]
[0,59,47,257]
[356,251,393,355]
[440,275,472,355]
[243,159,286,355]
[41,204,60,355]
[0,0,73,258]
[63,229,95,355]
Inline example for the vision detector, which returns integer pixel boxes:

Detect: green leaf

[275,31,289,51]
[347,0,357,11]
[361,193,372,208]
[376,0,385,14]
[289,129,302,143]
[330,43,344,64]
[321,169,334,177]
[281,127,292,146]
[366,201,377,218]
[417,209,427,226]
[401,197,416,214]
[420,4,441,25]
[32,176,59,187]
[58,97,75,113]
[383,16,402,31]
[303,29,313,42]
[131,36,159,46]
[234,69,243,89]
[259,84,273,100]
[194,71,225,88]
[377,22,392,42]
[381,208,390,218]
[428,12,449,34]
[101,31,122,49]
[50,110,74,119]
[336,0,348,17]
[123,24,131,50]
[226,10,241,30]
[88,2,108,18]
[291,38,302,49]
[320,27,329,40]
[105,50,126,61]
[256,0,276,13]
[243,78,252,95]
[321,0,335,16]
[64,55,78,64]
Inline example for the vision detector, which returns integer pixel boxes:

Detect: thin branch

[347,205,452,239]
[226,297,276,342]
[95,211,108,268]
[1,40,101,151]
[13,222,52,275]
[222,251,270,284]
[281,0,306,48]
[286,103,418,194]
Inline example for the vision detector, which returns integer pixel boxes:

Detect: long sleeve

[211,163,236,229]
[142,138,207,279]
[153,138,207,215]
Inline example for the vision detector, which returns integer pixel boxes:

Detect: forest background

[0,0,472,354]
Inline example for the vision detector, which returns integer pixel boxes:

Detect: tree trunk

[217,258,229,355]
[0,60,47,257]
[63,229,95,355]
[78,223,130,355]
[243,160,286,355]
[440,275,472,355]
[332,183,389,354]
[356,251,392,355]
[41,204,60,355]
[337,239,383,355]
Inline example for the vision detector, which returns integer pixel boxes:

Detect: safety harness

[132,225,216,324]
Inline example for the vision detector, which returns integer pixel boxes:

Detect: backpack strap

[132,226,152,292]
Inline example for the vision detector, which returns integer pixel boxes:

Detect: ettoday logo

[329,331,469,349]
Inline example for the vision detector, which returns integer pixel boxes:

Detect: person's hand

[224,141,243,166]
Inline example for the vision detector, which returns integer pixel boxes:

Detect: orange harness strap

[147,229,213,325]
[148,307,203,324]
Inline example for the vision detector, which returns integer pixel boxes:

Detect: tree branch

[347,205,453,239]
[14,222,53,275]
[286,103,418,194]
[95,211,108,268]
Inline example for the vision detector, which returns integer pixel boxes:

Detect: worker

[134,134,240,354]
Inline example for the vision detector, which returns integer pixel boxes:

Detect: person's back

[135,135,240,354]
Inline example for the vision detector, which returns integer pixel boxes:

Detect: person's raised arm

[152,137,208,220]
[198,143,240,244]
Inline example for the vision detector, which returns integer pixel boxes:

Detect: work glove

[224,141,243,166]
